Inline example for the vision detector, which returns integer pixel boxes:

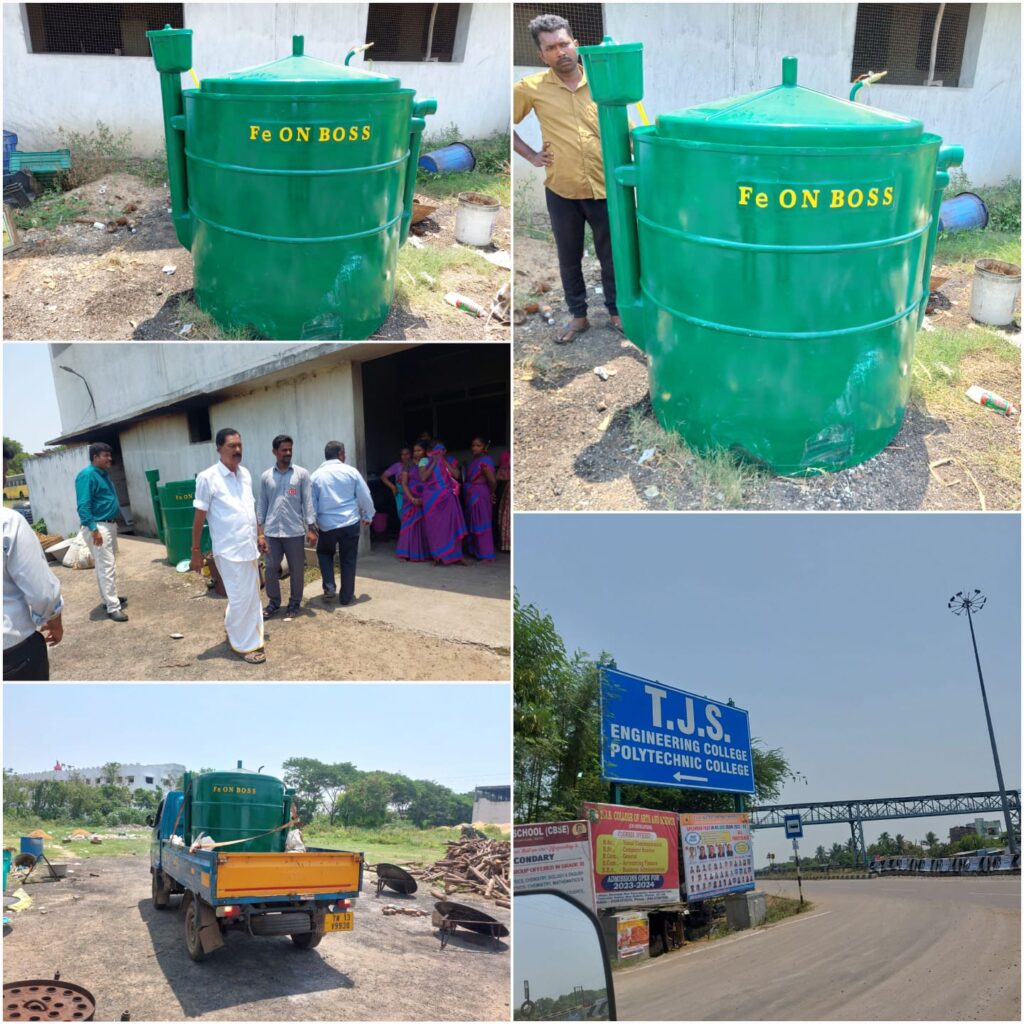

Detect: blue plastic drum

[418,141,475,174]
[19,836,44,859]
[938,192,989,233]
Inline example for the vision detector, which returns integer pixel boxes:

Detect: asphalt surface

[615,878,1020,1020]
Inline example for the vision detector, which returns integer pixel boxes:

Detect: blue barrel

[3,130,17,174]
[19,836,43,859]
[938,192,988,233]
[418,141,475,173]
[3,849,11,892]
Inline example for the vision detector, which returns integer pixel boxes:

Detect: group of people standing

[381,437,511,567]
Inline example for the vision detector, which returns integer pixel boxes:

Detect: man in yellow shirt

[514,14,622,344]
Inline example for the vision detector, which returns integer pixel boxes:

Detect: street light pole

[948,590,1018,856]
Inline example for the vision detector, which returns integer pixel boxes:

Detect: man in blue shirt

[310,440,374,606]
[75,442,127,622]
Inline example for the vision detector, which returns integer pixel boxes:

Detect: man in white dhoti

[189,428,265,665]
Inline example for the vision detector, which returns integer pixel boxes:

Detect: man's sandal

[241,650,267,665]
[555,321,590,344]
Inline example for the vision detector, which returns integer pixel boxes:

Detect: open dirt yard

[513,233,1021,511]
[2,855,510,1021]
[42,535,510,680]
[3,173,509,342]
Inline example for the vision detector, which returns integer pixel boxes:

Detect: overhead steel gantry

[751,790,1022,867]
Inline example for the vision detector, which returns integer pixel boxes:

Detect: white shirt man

[190,429,264,663]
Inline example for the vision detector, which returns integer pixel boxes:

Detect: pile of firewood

[410,838,510,908]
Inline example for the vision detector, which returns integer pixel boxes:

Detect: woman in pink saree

[418,442,467,565]
[396,442,429,562]
[463,437,497,561]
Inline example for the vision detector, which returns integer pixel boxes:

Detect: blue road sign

[784,814,803,839]
[600,667,754,795]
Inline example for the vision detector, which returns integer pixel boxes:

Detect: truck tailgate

[215,850,362,899]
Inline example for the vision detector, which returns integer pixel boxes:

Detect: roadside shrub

[32,518,48,534]
[58,121,133,189]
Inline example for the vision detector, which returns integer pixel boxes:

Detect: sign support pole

[793,838,804,906]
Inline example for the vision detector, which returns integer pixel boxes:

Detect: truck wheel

[291,930,323,949]
[183,895,207,962]
[152,870,170,910]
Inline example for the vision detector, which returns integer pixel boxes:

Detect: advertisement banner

[615,913,650,959]
[679,813,755,900]
[583,802,680,908]
[513,820,596,911]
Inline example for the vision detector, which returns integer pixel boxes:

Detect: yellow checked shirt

[513,66,606,200]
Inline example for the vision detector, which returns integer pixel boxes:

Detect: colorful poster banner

[615,913,650,959]
[679,812,755,900]
[513,820,596,911]
[583,802,680,908]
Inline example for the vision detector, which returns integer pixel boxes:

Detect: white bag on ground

[62,534,95,569]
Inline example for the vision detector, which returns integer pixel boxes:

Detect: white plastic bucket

[969,259,1021,326]
[454,191,500,247]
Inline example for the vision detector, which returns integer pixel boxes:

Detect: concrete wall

[5,3,509,155]
[472,794,511,824]
[21,763,185,790]
[514,2,1021,208]
[22,443,90,537]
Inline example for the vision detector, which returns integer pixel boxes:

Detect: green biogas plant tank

[184,763,294,853]
[579,39,964,476]
[147,27,436,340]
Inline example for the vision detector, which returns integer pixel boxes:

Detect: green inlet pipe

[144,468,165,543]
[919,144,965,326]
[400,98,438,245]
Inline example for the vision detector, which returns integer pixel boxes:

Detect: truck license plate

[324,912,353,932]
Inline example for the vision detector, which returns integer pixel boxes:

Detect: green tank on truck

[147,27,436,340]
[150,762,363,961]
[579,39,963,476]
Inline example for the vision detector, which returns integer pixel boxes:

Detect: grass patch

[395,242,498,311]
[172,296,262,341]
[763,892,810,925]
[416,130,510,205]
[912,324,1019,408]
[12,190,88,230]
[935,229,1021,267]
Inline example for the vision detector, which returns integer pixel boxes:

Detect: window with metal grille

[851,3,973,87]
[24,3,184,56]
[365,3,461,62]
[514,3,604,66]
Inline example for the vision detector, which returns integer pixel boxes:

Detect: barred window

[365,3,462,63]
[851,3,973,87]
[514,3,604,66]
[25,3,185,57]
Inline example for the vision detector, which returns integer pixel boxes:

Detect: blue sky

[3,343,61,452]
[515,513,1021,862]
[3,684,510,791]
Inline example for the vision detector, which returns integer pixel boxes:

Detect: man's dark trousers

[266,535,306,609]
[4,631,49,680]
[545,188,618,318]
[316,523,361,605]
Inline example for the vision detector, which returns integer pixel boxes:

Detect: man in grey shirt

[257,434,317,617]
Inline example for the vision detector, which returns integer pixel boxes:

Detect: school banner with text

[679,812,755,900]
[513,820,596,911]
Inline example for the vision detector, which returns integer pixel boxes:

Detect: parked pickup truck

[149,789,363,961]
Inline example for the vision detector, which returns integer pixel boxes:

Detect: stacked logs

[411,838,510,908]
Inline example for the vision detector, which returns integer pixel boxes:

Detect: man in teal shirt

[75,443,127,622]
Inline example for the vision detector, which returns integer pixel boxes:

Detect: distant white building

[19,762,185,791]
[472,784,511,825]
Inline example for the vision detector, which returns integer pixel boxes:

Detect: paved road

[616,878,1020,1020]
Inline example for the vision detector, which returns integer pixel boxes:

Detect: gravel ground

[2,856,510,1021]
[513,234,1020,511]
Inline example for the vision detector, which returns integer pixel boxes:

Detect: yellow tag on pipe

[189,68,201,89]
[636,101,651,126]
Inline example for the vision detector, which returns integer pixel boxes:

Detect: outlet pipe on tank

[344,42,374,66]
[919,144,964,326]
[400,98,438,245]
[579,37,645,348]
[146,25,194,250]
[849,70,887,102]
[145,469,165,543]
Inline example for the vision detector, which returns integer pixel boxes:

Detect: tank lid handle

[782,56,797,86]
[293,35,304,57]
[237,760,243,768]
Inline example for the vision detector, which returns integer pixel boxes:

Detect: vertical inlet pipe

[400,98,438,245]
[920,144,964,326]
[145,469,164,543]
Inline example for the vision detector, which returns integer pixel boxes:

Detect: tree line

[3,759,475,830]
[514,593,798,823]
[796,828,1003,870]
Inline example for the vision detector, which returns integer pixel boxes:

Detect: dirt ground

[513,233,1021,511]
[42,535,510,681]
[2,856,510,1021]
[3,173,509,342]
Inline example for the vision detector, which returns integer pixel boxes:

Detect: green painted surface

[189,769,289,854]
[148,28,435,340]
[580,39,963,475]
[156,479,210,565]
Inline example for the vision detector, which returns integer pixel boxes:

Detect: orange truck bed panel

[215,850,362,898]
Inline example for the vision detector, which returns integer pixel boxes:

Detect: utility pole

[948,590,1018,856]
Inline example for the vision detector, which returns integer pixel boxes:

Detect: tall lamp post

[947,589,1018,856]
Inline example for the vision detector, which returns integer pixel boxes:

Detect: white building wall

[21,762,185,790]
[4,3,509,156]
[471,794,511,824]
[514,3,1020,206]
[21,444,90,538]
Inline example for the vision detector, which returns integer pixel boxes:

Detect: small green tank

[184,763,294,854]
[148,27,436,340]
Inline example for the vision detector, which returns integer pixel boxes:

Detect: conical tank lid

[657,57,923,146]
[201,35,401,94]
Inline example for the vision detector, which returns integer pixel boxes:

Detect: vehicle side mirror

[513,889,615,1020]
[145,815,154,827]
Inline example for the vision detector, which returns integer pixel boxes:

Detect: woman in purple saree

[418,442,467,565]
[396,442,429,562]
[463,437,497,561]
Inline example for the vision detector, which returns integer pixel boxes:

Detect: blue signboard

[784,814,803,839]
[600,667,754,795]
